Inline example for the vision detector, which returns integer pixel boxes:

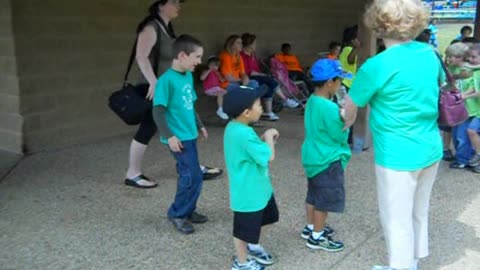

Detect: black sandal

[202,166,223,180]
[124,175,158,189]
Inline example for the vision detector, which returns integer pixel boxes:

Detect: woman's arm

[136,25,158,100]
[343,94,358,130]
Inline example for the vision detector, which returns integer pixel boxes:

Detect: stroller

[269,57,309,109]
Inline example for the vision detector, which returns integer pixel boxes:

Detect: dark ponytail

[136,0,176,38]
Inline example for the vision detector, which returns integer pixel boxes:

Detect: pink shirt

[202,70,222,90]
[240,51,261,76]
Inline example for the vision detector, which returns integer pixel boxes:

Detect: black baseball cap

[223,85,267,119]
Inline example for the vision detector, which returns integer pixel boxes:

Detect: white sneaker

[262,112,279,121]
[216,109,229,120]
[283,98,299,108]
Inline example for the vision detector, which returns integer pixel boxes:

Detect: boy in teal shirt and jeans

[223,86,280,270]
[301,59,352,252]
[152,35,208,234]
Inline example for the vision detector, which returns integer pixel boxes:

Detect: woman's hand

[146,81,156,100]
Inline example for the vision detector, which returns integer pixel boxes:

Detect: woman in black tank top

[124,0,223,188]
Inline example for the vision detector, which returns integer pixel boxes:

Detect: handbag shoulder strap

[123,20,163,85]
[434,51,454,85]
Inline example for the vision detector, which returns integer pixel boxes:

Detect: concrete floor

[0,111,479,270]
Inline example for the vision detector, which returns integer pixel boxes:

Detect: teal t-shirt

[460,68,480,117]
[224,121,273,212]
[349,41,442,171]
[153,68,198,144]
[302,95,351,178]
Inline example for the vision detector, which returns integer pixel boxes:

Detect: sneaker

[232,258,265,270]
[283,98,299,108]
[306,234,344,252]
[168,217,194,234]
[472,164,480,173]
[247,245,275,265]
[442,149,455,162]
[300,225,335,240]
[187,211,208,224]
[449,161,467,169]
[468,153,480,167]
[262,112,279,121]
[216,109,229,120]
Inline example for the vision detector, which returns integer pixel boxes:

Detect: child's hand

[200,127,208,140]
[262,128,279,143]
[168,136,183,152]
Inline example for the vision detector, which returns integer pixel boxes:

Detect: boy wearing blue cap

[223,86,280,270]
[300,59,352,252]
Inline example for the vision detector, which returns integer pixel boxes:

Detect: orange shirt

[274,53,303,72]
[219,50,246,88]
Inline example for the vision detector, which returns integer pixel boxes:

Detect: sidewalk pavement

[1,111,479,270]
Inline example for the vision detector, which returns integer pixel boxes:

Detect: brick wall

[10,0,367,153]
[0,0,22,153]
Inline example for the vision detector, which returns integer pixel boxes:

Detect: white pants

[375,162,439,269]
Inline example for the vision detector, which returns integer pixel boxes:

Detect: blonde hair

[445,42,469,57]
[364,0,429,41]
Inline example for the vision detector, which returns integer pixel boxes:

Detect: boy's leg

[168,140,204,220]
[413,163,439,262]
[306,203,314,226]
[313,210,328,233]
[375,165,416,269]
[467,118,480,167]
[451,118,474,167]
[234,237,249,263]
[247,196,278,265]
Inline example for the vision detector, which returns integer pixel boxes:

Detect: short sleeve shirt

[224,121,273,212]
[153,68,198,144]
[461,68,480,117]
[219,50,246,88]
[349,41,443,171]
[240,51,261,76]
[274,53,303,72]
[302,95,351,178]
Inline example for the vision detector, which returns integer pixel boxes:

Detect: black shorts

[233,195,279,244]
[306,161,345,213]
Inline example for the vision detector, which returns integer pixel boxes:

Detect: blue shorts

[468,117,480,133]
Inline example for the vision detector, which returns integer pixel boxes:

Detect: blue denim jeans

[167,139,203,219]
[453,118,475,164]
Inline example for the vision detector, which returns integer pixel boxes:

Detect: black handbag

[108,21,161,125]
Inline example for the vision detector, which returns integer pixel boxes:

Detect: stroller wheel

[272,96,284,113]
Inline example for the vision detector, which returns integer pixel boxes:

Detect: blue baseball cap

[310,59,352,82]
[223,85,268,119]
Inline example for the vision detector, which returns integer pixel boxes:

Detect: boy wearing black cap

[223,86,279,270]
[300,59,352,252]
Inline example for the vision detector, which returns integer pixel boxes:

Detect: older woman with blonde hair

[343,0,443,269]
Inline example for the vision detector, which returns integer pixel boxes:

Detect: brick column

[0,0,22,153]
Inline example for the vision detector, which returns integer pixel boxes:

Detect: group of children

[442,38,480,173]
[199,39,311,121]
[152,33,354,270]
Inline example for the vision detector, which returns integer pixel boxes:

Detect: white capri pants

[375,162,439,269]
